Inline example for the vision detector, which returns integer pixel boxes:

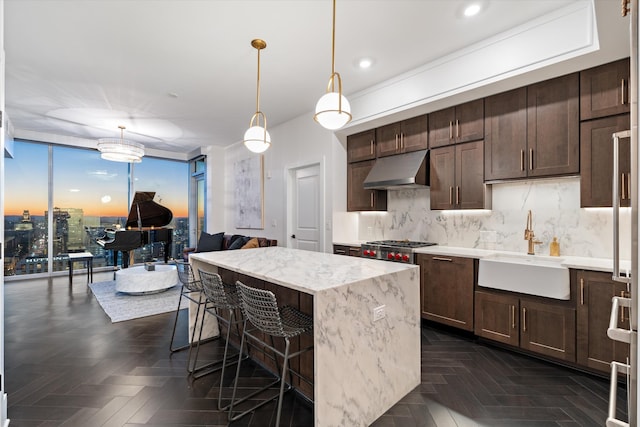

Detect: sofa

[183,231,277,260]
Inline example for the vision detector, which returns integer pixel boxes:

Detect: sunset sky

[5,141,188,218]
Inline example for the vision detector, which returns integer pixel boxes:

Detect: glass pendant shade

[314,92,352,130]
[97,126,144,163]
[243,125,271,153]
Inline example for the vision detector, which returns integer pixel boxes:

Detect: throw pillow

[241,237,260,249]
[228,236,251,250]
[228,234,244,247]
[195,231,225,252]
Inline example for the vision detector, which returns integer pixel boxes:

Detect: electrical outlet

[373,305,386,322]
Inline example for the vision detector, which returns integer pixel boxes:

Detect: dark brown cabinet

[347,160,387,211]
[430,140,489,210]
[484,87,528,181]
[376,115,428,157]
[580,58,630,121]
[428,99,484,148]
[347,130,376,163]
[333,244,361,257]
[419,254,475,331]
[527,73,580,178]
[576,270,630,373]
[475,291,576,362]
[580,114,630,207]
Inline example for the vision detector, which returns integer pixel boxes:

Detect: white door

[290,164,321,252]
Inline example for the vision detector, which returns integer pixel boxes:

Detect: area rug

[89,280,188,323]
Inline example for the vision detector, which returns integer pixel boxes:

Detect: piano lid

[125,191,173,229]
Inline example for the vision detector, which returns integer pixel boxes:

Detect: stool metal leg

[275,338,291,427]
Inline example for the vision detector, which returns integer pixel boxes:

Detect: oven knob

[371,250,376,257]
[395,253,402,260]
[387,253,394,260]
[363,249,370,256]
[402,254,410,262]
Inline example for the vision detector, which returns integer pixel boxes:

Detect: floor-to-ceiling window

[4,140,190,277]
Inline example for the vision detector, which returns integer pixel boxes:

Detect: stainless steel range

[361,240,437,264]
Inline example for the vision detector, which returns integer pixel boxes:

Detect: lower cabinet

[333,244,361,257]
[576,270,630,373]
[475,290,576,362]
[418,254,475,331]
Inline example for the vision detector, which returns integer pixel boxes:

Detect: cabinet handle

[529,149,534,170]
[627,173,631,200]
[370,140,374,155]
[580,278,584,305]
[449,121,453,139]
[432,257,453,262]
[520,150,525,171]
[456,119,460,138]
[370,192,374,208]
[335,249,347,255]
[395,134,399,150]
[401,133,404,149]
[511,305,516,329]
[621,78,626,105]
[622,173,627,200]
[456,186,460,205]
[449,186,453,205]
[522,307,527,332]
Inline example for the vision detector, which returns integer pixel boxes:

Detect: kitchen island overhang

[189,246,420,427]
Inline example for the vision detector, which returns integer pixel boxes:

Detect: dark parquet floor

[5,271,628,426]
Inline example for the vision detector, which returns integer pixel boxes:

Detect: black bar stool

[192,269,247,410]
[169,260,207,374]
[228,280,313,426]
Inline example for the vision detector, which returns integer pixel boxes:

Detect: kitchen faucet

[524,210,542,255]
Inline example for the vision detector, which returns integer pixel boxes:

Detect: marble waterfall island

[189,247,420,427]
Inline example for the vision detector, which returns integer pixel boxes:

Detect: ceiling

[2,0,619,156]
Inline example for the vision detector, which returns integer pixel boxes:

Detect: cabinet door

[347,130,376,163]
[376,122,402,157]
[580,114,630,207]
[430,146,456,210]
[333,245,350,256]
[400,115,428,153]
[576,271,630,373]
[455,99,484,143]
[580,58,630,120]
[484,87,528,181]
[520,298,576,362]
[527,73,579,177]
[428,107,456,148]
[347,160,387,211]
[474,291,520,347]
[419,255,474,331]
[456,140,486,209]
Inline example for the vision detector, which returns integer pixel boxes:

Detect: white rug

[89,280,188,323]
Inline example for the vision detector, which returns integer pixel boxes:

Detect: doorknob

[291,234,296,239]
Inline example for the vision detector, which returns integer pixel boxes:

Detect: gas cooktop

[364,240,437,249]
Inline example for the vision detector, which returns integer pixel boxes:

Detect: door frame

[286,158,326,252]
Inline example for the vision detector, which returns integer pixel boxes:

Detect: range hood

[363,149,430,190]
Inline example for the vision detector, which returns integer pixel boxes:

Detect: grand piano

[97,191,173,268]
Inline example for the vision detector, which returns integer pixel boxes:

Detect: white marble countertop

[190,246,418,295]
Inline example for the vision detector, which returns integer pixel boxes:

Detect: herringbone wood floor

[5,271,628,426]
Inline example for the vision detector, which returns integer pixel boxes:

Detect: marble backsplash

[337,177,631,260]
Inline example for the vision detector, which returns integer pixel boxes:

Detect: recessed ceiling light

[464,3,481,17]
[358,58,374,69]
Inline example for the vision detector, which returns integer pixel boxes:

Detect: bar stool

[228,280,313,426]
[192,269,247,410]
[169,260,206,373]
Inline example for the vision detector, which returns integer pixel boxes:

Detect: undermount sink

[478,253,570,300]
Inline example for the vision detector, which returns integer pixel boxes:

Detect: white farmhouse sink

[478,253,570,300]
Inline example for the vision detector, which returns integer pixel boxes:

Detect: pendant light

[243,39,271,153]
[97,125,144,163]
[314,0,352,130]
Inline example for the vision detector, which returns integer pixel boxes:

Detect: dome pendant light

[243,39,271,153]
[314,0,352,130]
[97,125,144,163]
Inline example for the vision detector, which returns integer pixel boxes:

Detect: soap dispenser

[550,237,560,257]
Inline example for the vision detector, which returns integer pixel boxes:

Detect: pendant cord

[331,0,336,75]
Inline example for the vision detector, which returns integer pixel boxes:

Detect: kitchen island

[189,246,420,427]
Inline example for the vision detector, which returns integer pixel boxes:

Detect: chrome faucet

[524,210,542,255]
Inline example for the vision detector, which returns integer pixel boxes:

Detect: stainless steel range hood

[363,149,430,190]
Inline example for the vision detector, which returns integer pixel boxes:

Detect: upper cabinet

[580,58,630,121]
[347,160,387,212]
[347,130,376,163]
[428,99,484,148]
[484,73,579,181]
[376,115,428,157]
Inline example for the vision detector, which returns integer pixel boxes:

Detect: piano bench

[66,252,94,286]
